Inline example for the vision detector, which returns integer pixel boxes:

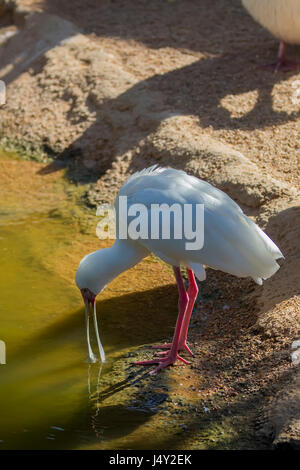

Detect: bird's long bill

[85,300,96,363]
[93,301,106,363]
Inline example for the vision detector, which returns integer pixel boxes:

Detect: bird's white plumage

[115,166,283,285]
[242,0,300,45]
[76,166,284,364]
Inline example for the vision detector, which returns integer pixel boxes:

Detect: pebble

[291,350,300,365]
[291,340,300,350]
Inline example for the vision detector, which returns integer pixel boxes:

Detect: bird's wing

[117,165,183,201]
[115,166,283,284]
[115,167,240,273]
[116,166,242,215]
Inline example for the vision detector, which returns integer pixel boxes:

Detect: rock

[269,369,300,450]
[1,10,295,211]
[251,200,300,340]
[139,116,296,208]
[0,12,79,83]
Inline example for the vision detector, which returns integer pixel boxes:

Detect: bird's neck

[92,240,149,294]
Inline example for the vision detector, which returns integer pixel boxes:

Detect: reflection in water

[1,152,244,450]
[87,363,102,400]
[0,153,196,450]
[88,363,103,441]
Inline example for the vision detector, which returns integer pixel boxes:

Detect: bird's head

[79,287,96,306]
[75,250,107,298]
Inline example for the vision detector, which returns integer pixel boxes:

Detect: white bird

[242,0,300,71]
[76,166,283,374]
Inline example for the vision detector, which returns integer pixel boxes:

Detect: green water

[0,153,196,450]
[0,153,249,450]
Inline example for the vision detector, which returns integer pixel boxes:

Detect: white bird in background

[76,166,284,375]
[242,0,300,71]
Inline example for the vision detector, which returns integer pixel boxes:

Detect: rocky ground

[0,0,299,448]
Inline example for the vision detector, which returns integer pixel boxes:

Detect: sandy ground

[0,0,299,448]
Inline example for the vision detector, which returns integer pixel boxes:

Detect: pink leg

[259,41,300,72]
[178,269,198,354]
[152,269,198,356]
[134,266,190,374]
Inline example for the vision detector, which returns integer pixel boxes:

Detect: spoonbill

[76,166,283,374]
[242,0,300,71]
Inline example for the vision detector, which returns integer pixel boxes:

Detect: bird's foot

[152,341,194,357]
[258,59,300,73]
[134,353,190,375]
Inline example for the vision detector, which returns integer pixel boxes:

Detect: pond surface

[0,152,202,450]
